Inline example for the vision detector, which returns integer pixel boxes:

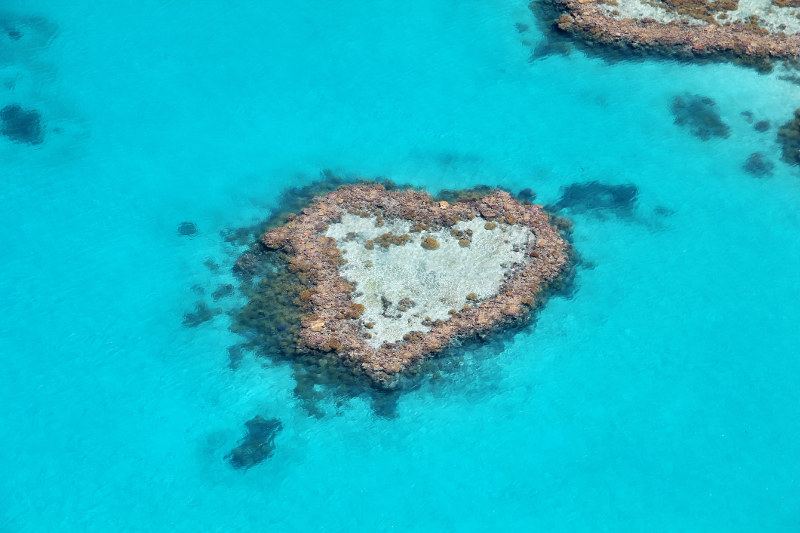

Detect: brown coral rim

[261,184,571,387]
[552,0,800,60]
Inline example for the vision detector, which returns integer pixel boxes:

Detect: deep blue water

[2,0,800,530]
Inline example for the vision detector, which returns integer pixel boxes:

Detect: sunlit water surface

[2,0,799,530]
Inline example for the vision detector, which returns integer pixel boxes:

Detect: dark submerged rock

[671,94,730,141]
[551,181,638,215]
[226,416,283,469]
[182,301,221,327]
[743,152,774,177]
[0,104,44,145]
[177,221,197,236]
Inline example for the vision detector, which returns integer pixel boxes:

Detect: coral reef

[777,108,800,164]
[544,0,800,70]
[0,104,43,145]
[255,183,571,388]
[225,416,283,469]
[743,152,775,176]
[551,181,639,215]
[220,174,573,416]
[671,94,730,140]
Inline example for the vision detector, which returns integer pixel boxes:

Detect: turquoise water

[2,0,800,530]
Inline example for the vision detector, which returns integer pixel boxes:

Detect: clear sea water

[2,0,800,530]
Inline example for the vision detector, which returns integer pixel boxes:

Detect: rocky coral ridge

[550,0,800,64]
[261,184,570,388]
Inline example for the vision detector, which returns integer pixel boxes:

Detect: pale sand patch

[325,214,535,348]
[596,0,800,34]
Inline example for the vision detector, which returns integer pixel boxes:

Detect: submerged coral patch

[743,152,775,177]
[0,104,43,145]
[777,108,800,165]
[552,181,639,215]
[671,94,730,140]
[182,301,221,327]
[253,183,571,388]
[225,416,282,469]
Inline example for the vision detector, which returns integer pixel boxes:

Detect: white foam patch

[325,213,535,348]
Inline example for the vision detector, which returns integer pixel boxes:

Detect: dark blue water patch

[548,181,638,217]
[0,104,44,145]
[743,152,775,178]
[225,416,283,469]
[182,301,221,327]
[671,94,730,141]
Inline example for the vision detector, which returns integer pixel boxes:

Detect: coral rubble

[248,183,571,388]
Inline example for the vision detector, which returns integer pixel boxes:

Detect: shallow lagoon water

[2,0,800,530]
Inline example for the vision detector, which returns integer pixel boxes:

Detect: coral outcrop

[256,183,571,388]
[226,416,283,469]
